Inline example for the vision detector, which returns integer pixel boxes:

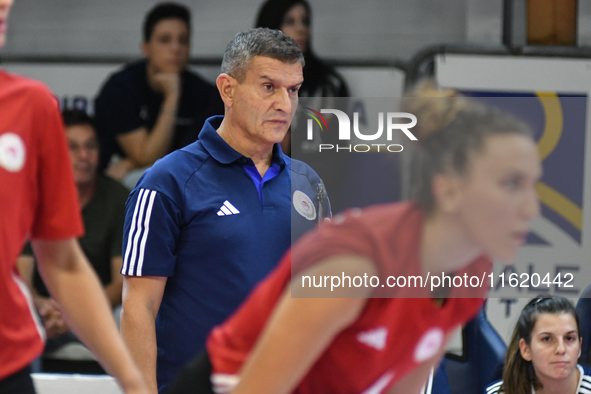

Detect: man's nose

[274,88,292,113]
[172,39,182,52]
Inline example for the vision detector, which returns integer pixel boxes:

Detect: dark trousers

[0,365,36,394]
[164,351,215,394]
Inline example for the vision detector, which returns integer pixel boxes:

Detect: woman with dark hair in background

[256,0,349,98]
[486,296,591,394]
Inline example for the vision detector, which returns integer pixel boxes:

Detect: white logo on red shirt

[293,190,316,221]
[413,327,444,363]
[0,132,25,172]
[357,326,388,350]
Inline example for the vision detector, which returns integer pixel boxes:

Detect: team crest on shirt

[293,190,316,221]
[413,327,444,363]
[0,132,25,172]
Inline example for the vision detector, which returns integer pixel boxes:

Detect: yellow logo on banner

[535,92,583,231]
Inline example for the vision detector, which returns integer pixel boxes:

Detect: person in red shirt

[0,1,147,393]
[164,88,542,394]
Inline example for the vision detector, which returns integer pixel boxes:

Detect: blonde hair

[403,80,532,213]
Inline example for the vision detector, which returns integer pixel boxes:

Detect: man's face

[67,124,99,186]
[231,56,303,147]
[0,0,13,49]
[142,18,189,74]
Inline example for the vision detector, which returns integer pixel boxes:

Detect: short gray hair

[221,28,305,82]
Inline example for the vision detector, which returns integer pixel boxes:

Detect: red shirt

[207,202,491,393]
[0,70,83,379]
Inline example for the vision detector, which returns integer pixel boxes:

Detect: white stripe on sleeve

[122,188,146,275]
[129,189,151,275]
[486,381,503,394]
[124,188,156,276]
[136,190,157,276]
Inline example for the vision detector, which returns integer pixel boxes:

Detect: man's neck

[217,118,275,177]
[77,180,96,208]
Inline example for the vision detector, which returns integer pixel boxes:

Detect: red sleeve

[30,90,84,240]
[291,213,377,275]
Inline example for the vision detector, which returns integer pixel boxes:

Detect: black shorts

[0,365,36,394]
[164,351,215,394]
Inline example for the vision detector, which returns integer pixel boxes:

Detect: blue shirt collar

[197,115,286,167]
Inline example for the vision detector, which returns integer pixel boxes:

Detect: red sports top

[207,202,491,393]
[0,70,83,379]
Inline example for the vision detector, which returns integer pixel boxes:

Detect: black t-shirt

[94,60,223,170]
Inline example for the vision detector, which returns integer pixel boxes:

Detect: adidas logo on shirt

[356,326,388,350]
[217,200,240,216]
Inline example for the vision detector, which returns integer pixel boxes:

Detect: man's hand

[152,73,180,99]
[106,158,137,181]
[116,72,181,167]
[35,296,69,338]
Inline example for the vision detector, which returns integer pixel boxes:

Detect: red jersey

[0,70,83,379]
[207,202,491,394]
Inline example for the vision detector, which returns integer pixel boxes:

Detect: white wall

[2,0,469,61]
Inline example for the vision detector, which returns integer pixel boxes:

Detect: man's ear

[216,74,236,108]
[431,173,462,214]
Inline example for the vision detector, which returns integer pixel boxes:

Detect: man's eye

[264,84,273,91]
[503,178,519,190]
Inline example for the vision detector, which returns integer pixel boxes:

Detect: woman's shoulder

[486,365,591,394]
[579,364,591,392]
[484,380,504,394]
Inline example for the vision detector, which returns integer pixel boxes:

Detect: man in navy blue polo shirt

[120,28,330,393]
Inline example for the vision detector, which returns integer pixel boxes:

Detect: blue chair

[442,306,506,394]
[576,284,591,365]
[424,361,451,394]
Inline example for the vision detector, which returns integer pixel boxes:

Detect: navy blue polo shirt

[121,116,329,391]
